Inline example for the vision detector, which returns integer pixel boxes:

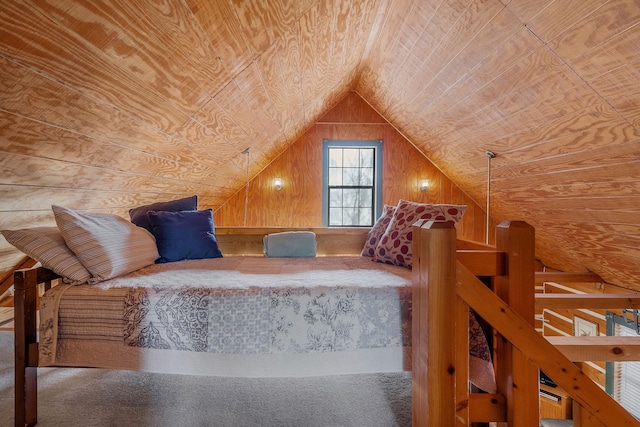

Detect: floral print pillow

[373,200,466,268]
[360,204,396,257]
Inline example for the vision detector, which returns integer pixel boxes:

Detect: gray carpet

[0,332,411,426]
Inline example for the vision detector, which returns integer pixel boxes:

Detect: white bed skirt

[52,339,411,377]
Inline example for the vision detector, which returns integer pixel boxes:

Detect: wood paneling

[357,0,640,291]
[214,92,490,243]
[1,0,640,295]
[0,0,381,279]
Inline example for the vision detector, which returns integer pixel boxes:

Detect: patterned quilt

[123,284,411,355]
[39,256,494,391]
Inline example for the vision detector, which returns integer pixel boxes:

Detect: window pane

[329,167,342,185]
[359,189,372,207]
[329,208,342,226]
[343,168,359,186]
[358,208,372,225]
[343,189,359,207]
[329,189,343,207]
[360,149,373,167]
[343,149,359,167]
[342,208,358,225]
[329,149,342,167]
[360,167,373,186]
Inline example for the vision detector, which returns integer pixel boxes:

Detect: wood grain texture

[457,261,638,427]
[214,92,491,244]
[357,0,640,293]
[547,336,640,362]
[1,0,640,299]
[538,278,631,390]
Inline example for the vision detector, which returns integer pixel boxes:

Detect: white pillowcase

[52,205,159,283]
[1,226,91,283]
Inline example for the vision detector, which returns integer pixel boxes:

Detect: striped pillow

[1,227,91,283]
[52,205,159,283]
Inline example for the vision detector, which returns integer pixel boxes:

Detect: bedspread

[39,256,495,392]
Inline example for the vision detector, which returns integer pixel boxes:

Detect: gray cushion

[263,231,317,258]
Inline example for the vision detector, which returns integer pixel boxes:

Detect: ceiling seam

[522,23,634,130]
[353,90,489,213]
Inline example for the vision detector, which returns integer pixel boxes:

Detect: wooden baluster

[455,296,470,426]
[412,220,457,426]
[493,221,538,427]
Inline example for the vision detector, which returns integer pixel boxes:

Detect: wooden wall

[215,92,492,244]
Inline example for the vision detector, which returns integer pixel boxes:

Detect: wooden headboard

[214,227,370,256]
[215,226,490,256]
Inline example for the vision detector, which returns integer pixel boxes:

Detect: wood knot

[447,365,455,375]
[612,347,623,355]
[456,400,469,411]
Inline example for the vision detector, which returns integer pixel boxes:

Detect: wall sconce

[420,179,429,192]
[274,177,282,191]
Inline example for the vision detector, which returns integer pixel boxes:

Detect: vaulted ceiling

[2,0,640,290]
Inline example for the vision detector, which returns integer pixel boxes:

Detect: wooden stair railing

[456,261,639,427]
[412,219,527,426]
[411,219,640,427]
[537,292,640,427]
[537,294,640,362]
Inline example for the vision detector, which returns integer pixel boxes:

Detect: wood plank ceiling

[1,0,640,291]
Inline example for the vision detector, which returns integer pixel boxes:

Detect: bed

[6,198,495,426]
[38,256,415,377]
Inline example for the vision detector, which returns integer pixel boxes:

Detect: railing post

[412,220,457,426]
[14,268,38,427]
[494,220,538,427]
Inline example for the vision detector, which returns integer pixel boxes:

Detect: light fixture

[274,177,282,191]
[243,147,251,227]
[485,150,496,244]
[420,179,429,192]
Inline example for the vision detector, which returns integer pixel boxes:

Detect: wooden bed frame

[14,224,640,426]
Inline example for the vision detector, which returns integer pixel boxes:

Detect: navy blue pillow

[147,209,223,263]
[129,195,198,232]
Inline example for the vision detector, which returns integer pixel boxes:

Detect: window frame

[605,311,640,419]
[321,139,383,227]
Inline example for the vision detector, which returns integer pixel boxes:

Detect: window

[606,312,640,419]
[322,140,382,227]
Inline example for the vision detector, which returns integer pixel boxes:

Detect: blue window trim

[605,311,640,396]
[321,139,383,227]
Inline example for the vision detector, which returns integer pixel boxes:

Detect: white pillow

[52,205,159,283]
[1,227,91,283]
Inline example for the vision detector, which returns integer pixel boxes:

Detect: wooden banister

[455,261,639,427]
[546,336,640,362]
[456,250,505,276]
[535,271,603,284]
[536,293,640,310]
